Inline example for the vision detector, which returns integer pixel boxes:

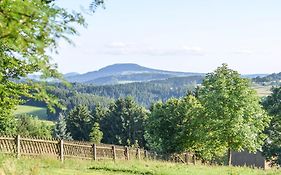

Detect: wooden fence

[0,136,264,168]
[0,135,151,162]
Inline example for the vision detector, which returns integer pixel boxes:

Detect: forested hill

[37,75,203,114]
[63,76,202,105]
[253,72,281,84]
[65,63,204,84]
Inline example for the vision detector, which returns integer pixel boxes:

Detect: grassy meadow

[14,105,48,119]
[14,105,54,126]
[0,155,279,175]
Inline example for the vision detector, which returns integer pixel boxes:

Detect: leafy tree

[89,122,103,144]
[146,95,203,155]
[53,113,72,140]
[262,87,281,166]
[101,97,148,147]
[0,0,85,131]
[198,64,270,165]
[90,0,105,12]
[66,105,93,141]
[16,115,53,138]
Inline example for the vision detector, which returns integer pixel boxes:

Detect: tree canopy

[147,95,203,154]
[66,105,93,141]
[0,0,86,132]
[198,64,270,163]
[53,113,72,140]
[262,87,281,166]
[146,64,270,164]
[101,97,148,147]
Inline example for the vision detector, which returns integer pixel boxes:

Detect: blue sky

[53,0,281,74]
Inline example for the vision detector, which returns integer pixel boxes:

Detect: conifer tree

[66,105,93,141]
[53,113,72,140]
[89,122,103,144]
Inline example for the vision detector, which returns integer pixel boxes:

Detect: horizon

[62,62,270,75]
[53,0,281,74]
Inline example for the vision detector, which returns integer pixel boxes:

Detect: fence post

[175,155,178,163]
[153,152,157,160]
[59,139,64,163]
[185,153,189,165]
[136,148,141,160]
[192,154,196,165]
[144,150,148,160]
[16,135,21,159]
[125,146,129,160]
[93,144,97,161]
[112,146,116,161]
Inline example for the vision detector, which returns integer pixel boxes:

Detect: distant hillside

[253,72,281,85]
[242,74,268,79]
[66,63,204,84]
[65,75,204,107]
[85,73,178,85]
[27,63,267,85]
[24,75,203,120]
[64,72,80,78]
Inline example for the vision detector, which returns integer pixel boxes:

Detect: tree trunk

[227,148,232,166]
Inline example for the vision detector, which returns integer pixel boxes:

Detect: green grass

[0,155,279,175]
[14,105,48,119]
[14,105,54,126]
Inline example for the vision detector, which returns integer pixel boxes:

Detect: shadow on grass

[89,166,154,175]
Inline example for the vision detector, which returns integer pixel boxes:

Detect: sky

[53,0,281,74]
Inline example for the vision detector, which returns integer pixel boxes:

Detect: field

[0,155,280,175]
[252,85,272,97]
[14,105,54,126]
[14,105,48,120]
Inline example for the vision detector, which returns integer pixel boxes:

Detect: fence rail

[0,136,265,168]
[0,135,151,162]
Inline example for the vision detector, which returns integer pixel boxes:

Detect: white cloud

[105,42,132,48]
[232,49,254,55]
[182,46,204,55]
[101,42,205,56]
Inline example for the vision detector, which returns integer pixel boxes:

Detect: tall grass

[0,154,279,175]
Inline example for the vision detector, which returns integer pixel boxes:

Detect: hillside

[66,63,204,84]
[253,72,281,85]
[26,64,268,86]
[85,73,177,85]
[63,75,203,107]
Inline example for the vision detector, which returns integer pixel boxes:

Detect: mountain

[26,63,269,85]
[66,63,204,84]
[64,72,80,78]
